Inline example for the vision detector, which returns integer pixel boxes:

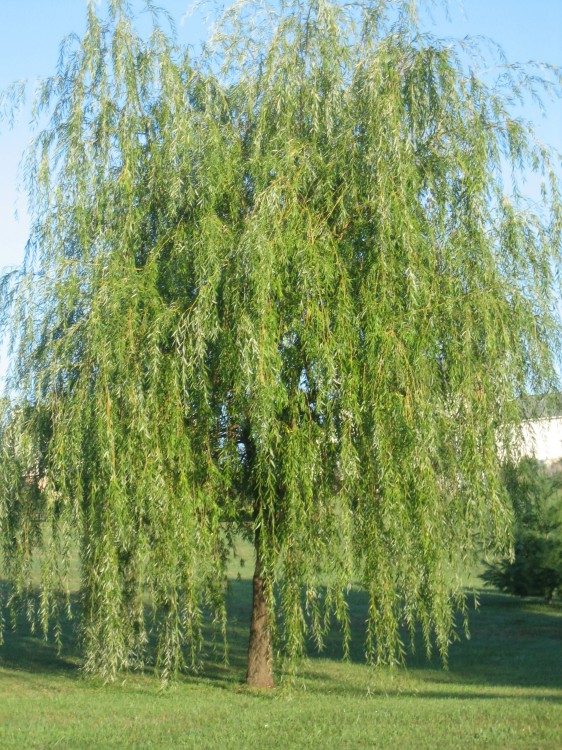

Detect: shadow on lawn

[428,591,562,692]
[1,576,561,696]
[298,586,562,696]
[0,590,81,677]
[0,580,252,685]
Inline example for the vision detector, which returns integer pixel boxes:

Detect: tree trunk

[246,537,274,688]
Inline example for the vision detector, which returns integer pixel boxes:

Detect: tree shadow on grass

[214,579,562,696]
[0,587,81,677]
[299,586,562,696]
[0,579,254,686]
[1,576,561,697]
[424,591,562,692]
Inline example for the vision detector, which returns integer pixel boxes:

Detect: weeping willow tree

[1,0,561,688]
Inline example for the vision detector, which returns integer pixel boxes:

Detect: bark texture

[246,545,274,688]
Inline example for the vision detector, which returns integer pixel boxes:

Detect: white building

[520,417,562,468]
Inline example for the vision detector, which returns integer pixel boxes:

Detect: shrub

[483,459,562,602]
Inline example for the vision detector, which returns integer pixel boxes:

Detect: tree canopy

[1,0,561,686]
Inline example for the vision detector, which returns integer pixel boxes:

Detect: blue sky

[1,0,561,384]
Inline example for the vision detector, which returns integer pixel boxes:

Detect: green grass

[1,543,561,749]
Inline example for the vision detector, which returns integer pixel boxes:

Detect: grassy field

[1,543,561,749]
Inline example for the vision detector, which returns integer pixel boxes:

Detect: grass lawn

[1,543,561,749]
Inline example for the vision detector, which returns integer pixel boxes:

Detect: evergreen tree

[1,0,561,687]
[483,458,562,603]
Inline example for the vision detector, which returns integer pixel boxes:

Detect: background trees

[0,0,561,686]
[483,458,562,602]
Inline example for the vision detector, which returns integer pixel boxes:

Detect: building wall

[520,417,562,466]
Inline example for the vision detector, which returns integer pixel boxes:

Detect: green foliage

[483,459,562,602]
[0,0,561,680]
